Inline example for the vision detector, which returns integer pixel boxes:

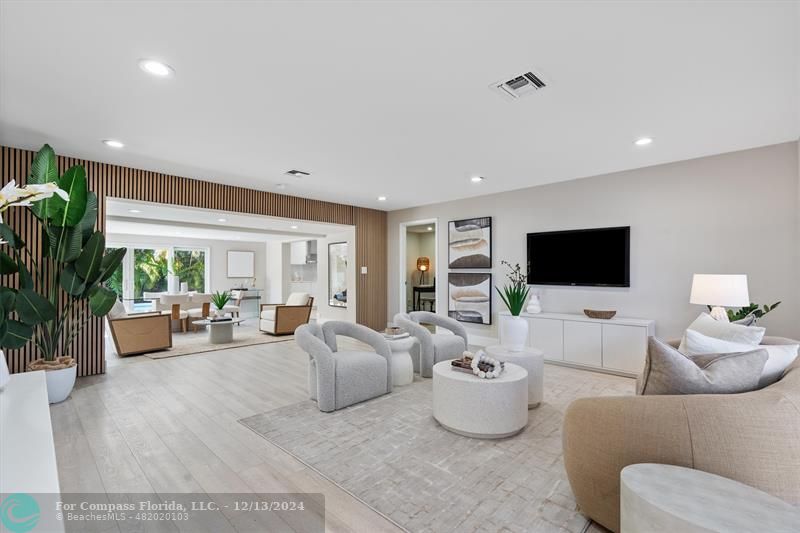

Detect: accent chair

[220,289,244,319]
[393,311,468,377]
[295,321,392,412]
[107,300,172,356]
[259,292,314,335]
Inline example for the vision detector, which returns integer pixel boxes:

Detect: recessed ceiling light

[427,226,433,231]
[290,225,298,230]
[138,59,174,77]
[102,139,124,148]
[471,176,485,183]
[128,209,141,214]
[377,196,387,202]
[217,218,227,222]
[634,137,653,146]
[276,183,287,190]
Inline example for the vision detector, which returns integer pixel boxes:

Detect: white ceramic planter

[500,315,529,352]
[168,275,180,294]
[43,365,77,404]
[0,350,9,390]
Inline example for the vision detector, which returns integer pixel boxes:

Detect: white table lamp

[689,274,750,322]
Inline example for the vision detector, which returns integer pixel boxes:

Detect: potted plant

[211,290,231,318]
[0,144,126,402]
[496,260,530,352]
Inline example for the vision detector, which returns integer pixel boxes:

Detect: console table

[501,311,654,377]
[412,284,435,311]
[1,371,64,532]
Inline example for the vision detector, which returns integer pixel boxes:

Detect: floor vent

[490,70,547,100]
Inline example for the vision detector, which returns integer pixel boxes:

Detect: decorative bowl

[583,309,617,320]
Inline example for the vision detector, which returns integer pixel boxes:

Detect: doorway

[399,219,438,315]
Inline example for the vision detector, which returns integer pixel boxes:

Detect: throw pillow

[638,337,768,395]
[680,329,798,388]
[677,312,765,352]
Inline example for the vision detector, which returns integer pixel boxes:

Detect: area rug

[240,370,633,532]
[144,324,293,359]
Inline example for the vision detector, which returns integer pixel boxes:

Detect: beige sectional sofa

[562,337,800,532]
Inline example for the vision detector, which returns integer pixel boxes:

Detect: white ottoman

[485,345,544,408]
[621,463,800,533]
[387,336,416,386]
[432,361,528,439]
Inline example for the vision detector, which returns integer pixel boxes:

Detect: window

[173,248,207,292]
[106,244,210,302]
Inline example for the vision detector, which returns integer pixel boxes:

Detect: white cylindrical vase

[500,315,529,352]
[168,275,179,294]
[180,282,188,293]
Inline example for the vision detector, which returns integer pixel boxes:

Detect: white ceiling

[1,1,797,210]
[105,198,349,242]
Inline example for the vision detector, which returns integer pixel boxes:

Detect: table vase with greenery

[496,260,531,352]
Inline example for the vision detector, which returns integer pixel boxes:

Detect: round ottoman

[621,463,800,533]
[432,361,528,439]
[485,345,544,408]
[387,336,416,386]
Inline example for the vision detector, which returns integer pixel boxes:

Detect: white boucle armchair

[393,311,468,377]
[295,321,392,412]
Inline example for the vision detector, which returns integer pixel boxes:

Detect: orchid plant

[0,144,126,363]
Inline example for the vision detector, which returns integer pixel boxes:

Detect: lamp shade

[416,257,430,272]
[689,274,750,307]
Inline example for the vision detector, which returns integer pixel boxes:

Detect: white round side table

[485,345,544,408]
[387,336,416,386]
[621,463,800,533]
[432,361,528,439]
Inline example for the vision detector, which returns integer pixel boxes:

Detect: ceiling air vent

[490,70,547,100]
[285,170,311,177]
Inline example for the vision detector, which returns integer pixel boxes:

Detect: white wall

[387,142,800,341]
[105,233,268,294]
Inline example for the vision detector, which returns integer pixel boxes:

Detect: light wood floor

[52,340,621,532]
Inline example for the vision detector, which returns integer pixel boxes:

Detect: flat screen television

[526,226,630,287]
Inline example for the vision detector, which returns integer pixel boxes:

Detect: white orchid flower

[0,180,22,205]
[0,180,69,213]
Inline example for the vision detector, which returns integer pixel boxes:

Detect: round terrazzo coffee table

[432,360,528,439]
[621,463,800,533]
[484,345,544,408]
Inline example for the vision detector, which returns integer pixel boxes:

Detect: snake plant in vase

[0,144,126,402]
[496,260,531,352]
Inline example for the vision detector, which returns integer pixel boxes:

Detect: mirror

[328,242,348,307]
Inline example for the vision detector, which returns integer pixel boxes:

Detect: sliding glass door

[173,248,207,292]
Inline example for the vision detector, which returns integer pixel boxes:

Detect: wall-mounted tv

[526,226,630,287]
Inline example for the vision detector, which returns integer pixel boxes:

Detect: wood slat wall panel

[1,145,387,376]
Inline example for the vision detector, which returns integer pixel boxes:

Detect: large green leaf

[97,247,126,283]
[28,144,58,219]
[47,225,82,262]
[0,288,16,312]
[0,251,17,275]
[17,258,33,289]
[88,286,116,317]
[0,320,33,349]
[78,192,98,244]
[15,288,56,326]
[60,264,86,296]
[48,165,87,227]
[0,223,24,249]
[75,231,104,283]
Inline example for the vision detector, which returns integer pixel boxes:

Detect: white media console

[500,311,655,376]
